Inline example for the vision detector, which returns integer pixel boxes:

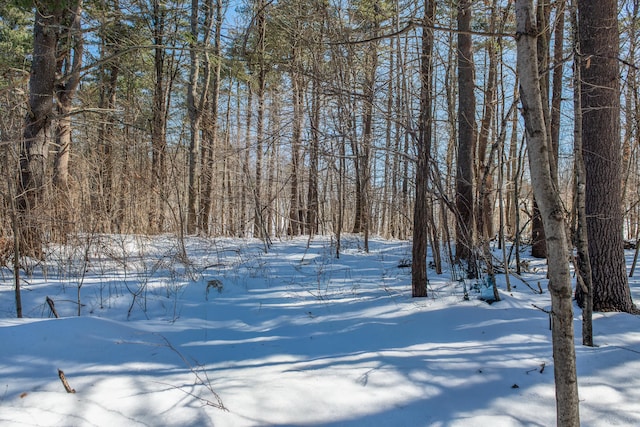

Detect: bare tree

[516,0,580,424]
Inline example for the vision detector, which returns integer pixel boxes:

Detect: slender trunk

[530,0,552,259]
[149,0,167,234]
[199,0,223,234]
[516,1,580,424]
[307,76,320,236]
[187,0,213,234]
[251,0,268,239]
[412,0,436,298]
[241,86,252,237]
[186,1,202,235]
[550,0,565,184]
[266,96,279,236]
[381,33,395,238]
[358,34,378,251]
[336,134,346,257]
[288,55,304,236]
[572,18,593,344]
[476,0,501,246]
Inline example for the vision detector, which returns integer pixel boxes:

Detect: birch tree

[515,0,579,424]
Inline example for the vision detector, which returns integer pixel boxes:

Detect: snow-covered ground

[1,235,639,426]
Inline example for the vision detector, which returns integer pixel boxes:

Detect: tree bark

[53,0,83,193]
[357,27,378,251]
[253,0,267,240]
[18,6,63,258]
[149,0,168,234]
[454,0,476,277]
[288,44,304,236]
[187,0,213,234]
[306,75,320,236]
[52,0,83,241]
[550,0,565,184]
[572,28,593,345]
[530,0,552,259]
[578,0,636,312]
[96,11,119,233]
[412,0,436,298]
[199,0,223,234]
[516,1,580,424]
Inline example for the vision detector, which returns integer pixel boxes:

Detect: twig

[532,303,551,314]
[57,369,75,393]
[532,304,553,330]
[511,272,544,294]
[158,334,227,410]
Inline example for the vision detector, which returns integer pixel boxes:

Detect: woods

[2,0,640,423]
[0,1,635,264]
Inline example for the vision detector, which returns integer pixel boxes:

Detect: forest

[0,0,638,425]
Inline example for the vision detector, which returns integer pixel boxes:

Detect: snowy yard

[1,235,639,426]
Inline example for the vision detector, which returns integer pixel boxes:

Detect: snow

[1,235,639,426]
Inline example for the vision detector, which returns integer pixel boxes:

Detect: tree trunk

[455,0,476,277]
[530,0,552,259]
[306,75,320,236]
[571,21,593,345]
[199,0,223,234]
[52,0,83,241]
[357,30,378,251]
[186,3,202,235]
[381,31,395,238]
[288,50,304,236]
[53,0,83,193]
[149,0,168,234]
[550,0,565,185]
[412,0,436,298]
[252,0,268,240]
[240,85,252,237]
[476,0,503,246]
[18,7,62,258]
[186,0,213,234]
[578,0,636,312]
[516,1,580,424]
[97,36,119,233]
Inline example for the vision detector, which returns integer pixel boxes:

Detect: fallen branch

[57,369,75,393]
[46,297,59,318]
[510,272,544,294]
